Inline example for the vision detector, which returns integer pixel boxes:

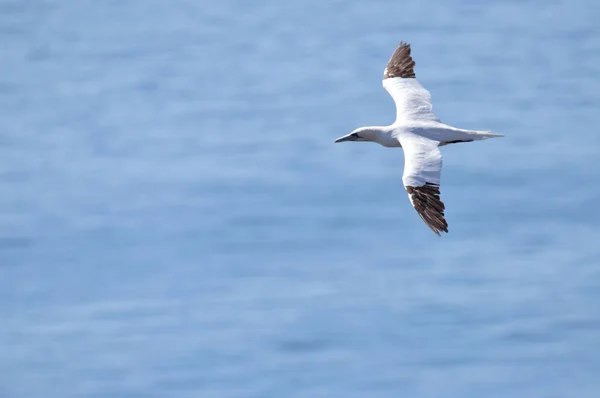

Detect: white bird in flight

[335,41,503,236]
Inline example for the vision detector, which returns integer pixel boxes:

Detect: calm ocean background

[1,0,600,397]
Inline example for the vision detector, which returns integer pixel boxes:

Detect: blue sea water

[1,0,600,397]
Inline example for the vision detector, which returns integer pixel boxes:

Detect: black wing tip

[383,41,416,80]
[406,184,449,236]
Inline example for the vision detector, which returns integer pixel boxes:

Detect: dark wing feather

[383,41,416,80]
[405,183,448,236]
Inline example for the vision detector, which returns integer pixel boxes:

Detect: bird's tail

[469,130,505,139]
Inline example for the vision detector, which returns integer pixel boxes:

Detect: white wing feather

[383,77,440,123]
[400,135,442,187]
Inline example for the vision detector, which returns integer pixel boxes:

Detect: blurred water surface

[1,0,600,397]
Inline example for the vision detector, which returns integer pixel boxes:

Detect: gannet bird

[335,41,503,236]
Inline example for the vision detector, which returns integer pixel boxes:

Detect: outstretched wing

[400,135,448,236]
[382,41,440,123]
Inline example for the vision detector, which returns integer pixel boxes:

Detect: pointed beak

[334,133,357,143]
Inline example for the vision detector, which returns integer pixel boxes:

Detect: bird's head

[334,127,377,143]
